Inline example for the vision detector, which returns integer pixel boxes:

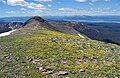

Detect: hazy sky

[0,0,120,17]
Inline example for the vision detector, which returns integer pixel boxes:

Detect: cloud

[4,0,28,6]
[89,2,93,5]
[20,8,26,10]
[75,0,111,2]
[6,10,25,14]
[48,4,52,7]
[27,2,45,10]
[91,0,111,2]
[34,0,52,2]
[75,0,87,2]
[1,0,6,3]
[58,7,113,15]
[58,8,73,11]
[3,0,46,10]
[58,8,91,15]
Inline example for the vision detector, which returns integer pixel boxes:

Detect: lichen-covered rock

[58,71,68,75]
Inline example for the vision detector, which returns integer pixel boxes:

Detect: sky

[0,0,120,17]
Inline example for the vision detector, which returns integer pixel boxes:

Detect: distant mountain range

[0,16,120,45]
[0,16,120,23]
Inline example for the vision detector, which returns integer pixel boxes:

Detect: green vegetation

[0,28,120,78]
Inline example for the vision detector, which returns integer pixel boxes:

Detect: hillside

[0,16,120,45]
[0,26,120,78]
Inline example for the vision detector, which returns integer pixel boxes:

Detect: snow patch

[78,34,84,38]
[0,30,16,37]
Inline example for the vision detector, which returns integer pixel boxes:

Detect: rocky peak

[28,16,46,23]
[23,16,48,27]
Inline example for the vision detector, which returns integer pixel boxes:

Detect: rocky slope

[0,23,11,33]
[0,22,23,33]
[49,21,120,45]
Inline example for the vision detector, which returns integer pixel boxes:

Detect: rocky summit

[23,16,49,29]
[23,16,47,26]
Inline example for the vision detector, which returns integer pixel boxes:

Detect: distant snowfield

[0,30,16,37]
[78,34,85,38]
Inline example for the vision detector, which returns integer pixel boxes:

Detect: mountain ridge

[0,16,120,45]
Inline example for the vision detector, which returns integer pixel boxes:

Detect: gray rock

[58,71,68,75]
[46,66,52,71]
[66,77,70,78]
[46,71,53,74]
[7,59,11,63]
[37,67,43,71]
[32,59,41,65]
[41,69,47,72]
[61,60,67,64]
[79,69,85,73]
